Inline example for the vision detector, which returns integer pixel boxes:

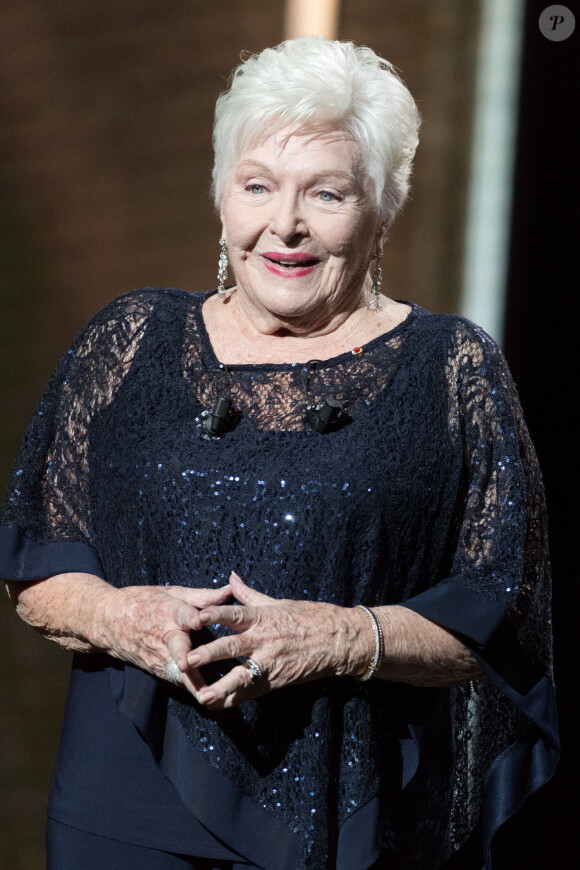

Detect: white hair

[212,37,421,226]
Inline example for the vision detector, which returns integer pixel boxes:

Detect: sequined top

[0,288,558,869]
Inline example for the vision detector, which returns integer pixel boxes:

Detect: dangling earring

[217,237,229,300]
[368,252,382,311]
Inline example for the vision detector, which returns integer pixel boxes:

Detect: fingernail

[188,654,200,666]
[199,692,215,705]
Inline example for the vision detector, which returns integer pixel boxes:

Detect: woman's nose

[269,192,306,242]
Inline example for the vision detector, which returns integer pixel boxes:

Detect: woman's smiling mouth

[261,251,320,277]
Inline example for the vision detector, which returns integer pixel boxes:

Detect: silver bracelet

[355,605,384,681]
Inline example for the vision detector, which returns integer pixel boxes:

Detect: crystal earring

[368,252,382,311]
[217,237,229,300]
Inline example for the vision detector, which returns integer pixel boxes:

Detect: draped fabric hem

[110,663,387,870]
[479,724,559,869]
[402,583,560,869]
[46,804,247,862]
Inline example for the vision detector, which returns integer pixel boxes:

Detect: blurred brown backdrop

[2,1,577,868]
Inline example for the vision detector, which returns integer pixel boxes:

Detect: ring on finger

[165,659,181,685]
[243,658,263,685]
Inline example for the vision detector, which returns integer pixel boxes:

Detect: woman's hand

[182,572,482,709]
[7,573,233,701]
[185,572,372,709]
[101,581,234,696]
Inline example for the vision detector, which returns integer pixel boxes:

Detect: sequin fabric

[1,288,553,868]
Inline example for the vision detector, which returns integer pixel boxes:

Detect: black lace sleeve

[0,289,156,581]
[405,321,552,653]
[402,320,559,866]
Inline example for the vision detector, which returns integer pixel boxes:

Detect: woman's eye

[317,190,339,202]
[247,183,266,194]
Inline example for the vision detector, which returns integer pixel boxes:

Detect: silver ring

[243,658,263,685]
[164,659,181,685]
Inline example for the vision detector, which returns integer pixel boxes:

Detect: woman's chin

[240,284,317,323]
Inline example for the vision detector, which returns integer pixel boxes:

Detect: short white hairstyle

[212,37,421,227]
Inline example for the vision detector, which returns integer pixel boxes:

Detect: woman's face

[220,129,384,331]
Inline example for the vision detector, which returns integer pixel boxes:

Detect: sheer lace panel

[182,305,396,432]
[3,292,153,542]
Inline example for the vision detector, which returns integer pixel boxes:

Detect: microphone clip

[197,395,239,440]
[304,398,349,434]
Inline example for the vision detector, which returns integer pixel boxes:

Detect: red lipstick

[261,251,320,277]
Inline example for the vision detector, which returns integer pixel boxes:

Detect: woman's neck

[202,290,411,365]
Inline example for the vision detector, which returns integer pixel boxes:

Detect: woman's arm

[7,573,118,653]
[182,571,480,710]
[6,573,232,696]
[371,603,481,686]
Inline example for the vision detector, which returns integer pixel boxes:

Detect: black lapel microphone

[202,395,233,437]
[304,398,344,434]
[198,360,349,439]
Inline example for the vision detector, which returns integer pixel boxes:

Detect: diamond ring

[164,659,181,685]
[243,658,263,684]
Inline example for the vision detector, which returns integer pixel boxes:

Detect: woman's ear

[375,222,388,253]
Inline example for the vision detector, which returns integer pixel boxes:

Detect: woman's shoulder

[69,287,211,355]
[410,304,507,369]
[411,303,495,341]
[85,287,209,329]
[50,288,212,384]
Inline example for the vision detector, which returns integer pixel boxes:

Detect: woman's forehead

[235,128,362,173]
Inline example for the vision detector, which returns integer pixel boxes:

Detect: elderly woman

[1,37,557,870]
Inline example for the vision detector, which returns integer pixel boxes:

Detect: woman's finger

[165,627,194,670]
[180,667,209,698]
[163,583,232,609]
[163,586,231,642]
[197,603,260,629]
[229,571,275,605]
[198,663,263,709]
[186,630,251,669]
[165,630,210,699]
[160,604,203,640]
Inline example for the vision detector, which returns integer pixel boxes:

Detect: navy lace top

[0,288,559,869]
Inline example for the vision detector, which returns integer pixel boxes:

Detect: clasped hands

[10,567,477,699]
[159,571,371,710]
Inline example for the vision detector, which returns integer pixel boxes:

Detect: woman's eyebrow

[236,160,271,174]
[308,170,357,183]
[236,162,356,184]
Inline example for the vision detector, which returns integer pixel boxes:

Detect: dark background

[498,1,579,865]
[1,1,577,866]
